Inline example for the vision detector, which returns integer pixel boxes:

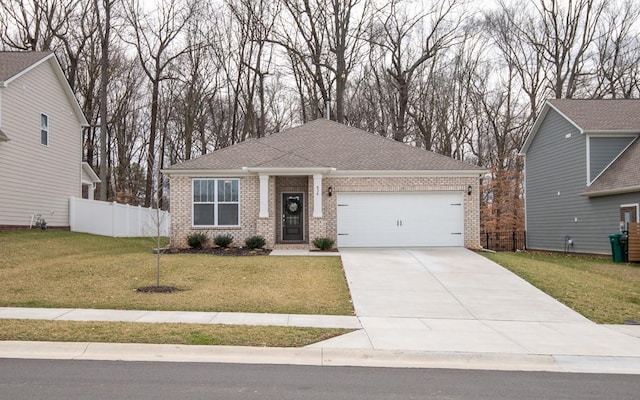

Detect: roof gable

[583,137,640,196]
[548,99,640,132]
[0,51,88,126]
[521,99,640,155]
[166,119,483,174]
[0,51,52,83]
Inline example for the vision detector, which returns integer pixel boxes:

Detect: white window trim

[621,203,640,221]
[192,178,241,227]
[40,113,49,146]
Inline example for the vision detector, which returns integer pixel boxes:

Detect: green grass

[482,251,640,324]
[0,230,354,315]
[0,319,351,347]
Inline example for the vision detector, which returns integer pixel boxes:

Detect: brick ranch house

[163,119,485,249]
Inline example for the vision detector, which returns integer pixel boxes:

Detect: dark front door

[282,193,304,241]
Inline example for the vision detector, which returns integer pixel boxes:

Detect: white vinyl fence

[69,197,170,237]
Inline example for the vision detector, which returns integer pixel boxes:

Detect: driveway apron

[311,248,640,357]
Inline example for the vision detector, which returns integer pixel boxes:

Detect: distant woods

[2,0,639,230]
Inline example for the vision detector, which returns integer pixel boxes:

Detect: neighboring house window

[620,204,638,232]
[193,178,239,226]
[40,114,49,146]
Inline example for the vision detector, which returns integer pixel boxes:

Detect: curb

[2,341,640,374]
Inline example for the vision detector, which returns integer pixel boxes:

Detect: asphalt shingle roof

[549,99,640,132]
[167,119,482,172]
[0,51,52,82]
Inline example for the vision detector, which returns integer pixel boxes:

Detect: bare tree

[275,0,370,123]
[108,50,146,204]
[0,0,77,51]
[226,0,278,138]
[94,0,117,200]
[123,0,197,207]
[369,0,464,142]
[592,0,640,98]
[516,0,605,99]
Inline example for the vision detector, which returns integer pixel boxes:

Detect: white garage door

[336,192,464,247]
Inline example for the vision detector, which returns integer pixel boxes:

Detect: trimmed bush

[214,234,234,248]
[186,232,208,249]
[245,235,267,250]
[312,237,335,251]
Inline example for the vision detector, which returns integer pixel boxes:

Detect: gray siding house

[520,99,640,254]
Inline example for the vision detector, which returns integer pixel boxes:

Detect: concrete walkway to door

[310,248,640,362]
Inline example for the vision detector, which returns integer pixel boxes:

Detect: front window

[40,114,49,146]
[193,178,239,226]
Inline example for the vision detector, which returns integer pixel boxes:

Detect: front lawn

[0,231,353,316]
[482,251,640,324]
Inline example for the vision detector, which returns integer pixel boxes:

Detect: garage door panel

[337,192,464,247]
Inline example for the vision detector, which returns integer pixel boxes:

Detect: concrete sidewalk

[0,307,360,329]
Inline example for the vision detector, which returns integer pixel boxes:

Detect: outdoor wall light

[328,186,333,197]
[467,185,472,196]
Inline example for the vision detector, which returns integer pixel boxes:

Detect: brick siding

[169,175,260,248]
[169,174,481,249]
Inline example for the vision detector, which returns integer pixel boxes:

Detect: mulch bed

[165,247,272,256]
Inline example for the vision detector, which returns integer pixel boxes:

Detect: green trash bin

[609,233,624,263]
[620,234,629,262]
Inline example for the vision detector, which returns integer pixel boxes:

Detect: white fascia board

[5,54,88,127]
[49,56,89,127]
[587,135,639,186]
[161,169,250,177]
[581,186,640,197]
[81,162,101,183]
[162,167,486,178]
[520,100,586,156]
[3,54,54,85]
[162,167,337,176]
[243,167,337,175]
[584,130,640,135]
[330,169,486,178]
[546,101,585,133]
[519,102,551,155]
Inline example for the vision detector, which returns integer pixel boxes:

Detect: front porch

[254,172,333,248]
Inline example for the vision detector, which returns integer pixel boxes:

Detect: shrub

[214,234,234,248]
[245,235,267,250]
[186,232,208,249]
[313,237,335,251]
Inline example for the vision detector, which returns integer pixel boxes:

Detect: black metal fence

[481,231,526,252]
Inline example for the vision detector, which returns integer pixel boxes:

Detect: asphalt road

[1,359,639,399]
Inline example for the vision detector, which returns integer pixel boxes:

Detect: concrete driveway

[310,248,640,359]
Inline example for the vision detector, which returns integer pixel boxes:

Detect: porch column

[313,174,323,218]
[259,174,269,218]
